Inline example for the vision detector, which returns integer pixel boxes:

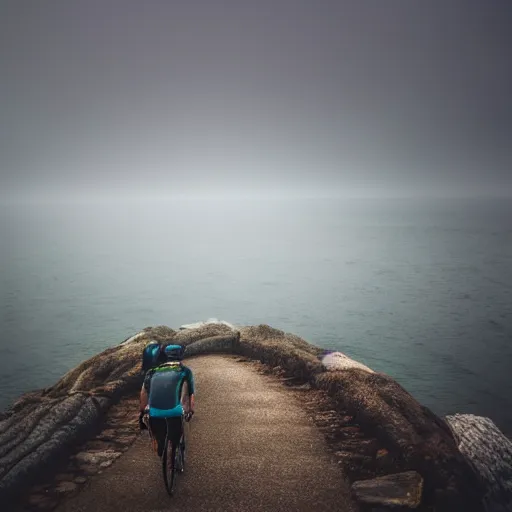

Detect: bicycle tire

[175,441,183,474]
[162,436,177,496]
[179,423,186,473]
[179,441,185,473]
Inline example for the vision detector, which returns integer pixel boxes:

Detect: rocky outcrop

[446,414,512,512]
[185,334,240,356]
[0,326,175,500]
[0,393,105,502]
[0,321,504,511]
[173,322,237,345]
[236,324,325,380]
[313,369,486,510]
[17,394,140,511]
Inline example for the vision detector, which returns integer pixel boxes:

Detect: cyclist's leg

[149,417,167,457]
[162,417,182,472]
[166,416,183,446]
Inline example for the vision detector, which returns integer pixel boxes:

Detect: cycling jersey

[144,362,195,418]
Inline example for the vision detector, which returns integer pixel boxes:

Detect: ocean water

[1,196,511,434]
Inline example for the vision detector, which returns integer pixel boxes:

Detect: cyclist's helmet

[164,344,185,361]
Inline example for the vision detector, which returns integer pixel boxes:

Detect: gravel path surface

[55,354,356,512]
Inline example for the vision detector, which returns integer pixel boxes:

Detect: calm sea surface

[1,196,511,433]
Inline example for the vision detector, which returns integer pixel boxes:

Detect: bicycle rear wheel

[162,436,177,496]
[179,425,186,473]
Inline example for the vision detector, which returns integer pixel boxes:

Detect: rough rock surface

[313,368,485,511]
[173,322,237,345]
[446,414,512,512]
[237,324,325,380]
[321,351,375,373]
[14,394,140,511]
[179,318,237,331]
[0,393,105,500]
[185,333,240,356]
[351,470,423,508]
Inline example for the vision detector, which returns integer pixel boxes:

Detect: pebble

[75,450,122,465]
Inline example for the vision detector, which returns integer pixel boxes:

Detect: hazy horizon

[1,1,511,200]
[2,182,512,205]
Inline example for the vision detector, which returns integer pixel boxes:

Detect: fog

[1,1,511,201]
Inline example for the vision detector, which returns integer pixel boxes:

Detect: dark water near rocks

[1,196,511,433]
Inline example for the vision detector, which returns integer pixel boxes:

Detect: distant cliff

[0,321,510,511]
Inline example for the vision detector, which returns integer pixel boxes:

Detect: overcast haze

[1,1,511,200]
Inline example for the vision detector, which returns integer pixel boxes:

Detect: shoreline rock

[1,321,509,511]
[14,393,140,511]
[446,414,512,512]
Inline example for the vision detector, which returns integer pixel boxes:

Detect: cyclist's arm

[139,371,152,413]
[184,367,195,413]
[140,385,148,413]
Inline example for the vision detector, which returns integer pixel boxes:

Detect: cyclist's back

[146,360,194,417]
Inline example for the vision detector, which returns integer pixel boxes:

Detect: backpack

[142,342,165,373]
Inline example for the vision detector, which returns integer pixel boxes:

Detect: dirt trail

[54,354,356,512]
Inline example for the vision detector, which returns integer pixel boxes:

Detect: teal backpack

[142,342,164,373]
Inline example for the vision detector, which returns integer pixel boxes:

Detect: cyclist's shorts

[149,416,182,445]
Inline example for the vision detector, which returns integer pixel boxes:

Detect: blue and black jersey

[144,362,195,418]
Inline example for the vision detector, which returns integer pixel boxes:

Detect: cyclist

[139,344,195,457]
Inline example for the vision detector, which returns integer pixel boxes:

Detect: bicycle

[162,411,193,496]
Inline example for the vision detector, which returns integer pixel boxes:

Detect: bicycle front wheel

[162,437,177,496]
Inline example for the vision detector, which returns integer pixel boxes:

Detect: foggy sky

[1,1,511,199]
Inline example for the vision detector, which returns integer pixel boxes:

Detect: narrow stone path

[53,354,357,512]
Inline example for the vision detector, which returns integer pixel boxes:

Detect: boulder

[446,414,512,512]
[321,351,374,373]
[352,471,423,508]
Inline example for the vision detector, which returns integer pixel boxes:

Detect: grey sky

[1,1,511,198]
